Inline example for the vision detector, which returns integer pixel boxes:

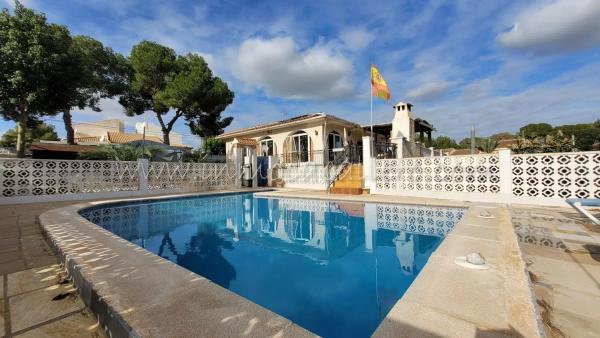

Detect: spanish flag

[371,64,390,102]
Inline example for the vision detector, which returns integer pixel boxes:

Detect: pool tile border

[38,189,543,338]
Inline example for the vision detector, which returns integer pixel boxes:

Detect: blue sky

[2,0,600,146]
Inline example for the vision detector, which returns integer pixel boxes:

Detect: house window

[285,131,310,162]
[328,132,343,149]
[260,137,275,156]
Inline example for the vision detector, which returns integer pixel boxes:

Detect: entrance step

[330,164,364,195]
[330,187,363,195]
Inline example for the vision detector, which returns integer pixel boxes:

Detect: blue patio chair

[566,198,600,226]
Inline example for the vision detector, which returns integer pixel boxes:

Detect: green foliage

[0,121,58,147]
[0,2,74,156]
[554,123,600,151]
[431,136,459,149]
[519,123,553,138]
[480,138,498,153]
[77,144,154,161]
[458,137,487,150]
[489,132,515,141]
[203,136,225,155]
[182,148,208,163]
[120,42,234,144]
[60,36,131,144]
[512,130,574,154]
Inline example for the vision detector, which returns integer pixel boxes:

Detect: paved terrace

[1,201,105,338]
[1,189,597,337]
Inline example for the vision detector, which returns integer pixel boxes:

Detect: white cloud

[407,81,454,101]
[233,37,355,100]
[340,28,375,51]
[417,61,600,139]
[498,0,600,53]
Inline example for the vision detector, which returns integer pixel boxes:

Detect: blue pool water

[80,193,464,338]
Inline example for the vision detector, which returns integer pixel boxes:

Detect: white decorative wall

[373,150,600,206]
[0,158,238,204]
[147,162,238,191]
[278,164,343,189]
[375,155,501,194]
[511,152,600,199]
[1,159,139,198]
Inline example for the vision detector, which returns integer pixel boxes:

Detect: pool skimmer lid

[455,252,490,270]
[477,210,495,219]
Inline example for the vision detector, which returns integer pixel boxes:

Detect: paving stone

[8,264,63,297]
[0,259,26,275]
[447,223,501,242]
[0,251,22,264]
[0,230,19,240]
[0,244,20,254]
[25,255,58,270]
[401,255,508,329]
[530,255,600,295]
[10,283,85,333]
[0,238,19,247]
[14,310,105,338]
[21,245,53,259]
[1,298,4,336]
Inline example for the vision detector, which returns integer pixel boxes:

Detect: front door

[257,156,269,187]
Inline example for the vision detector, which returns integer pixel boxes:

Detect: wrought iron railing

[278,146,363,166]
[374,143,397,159]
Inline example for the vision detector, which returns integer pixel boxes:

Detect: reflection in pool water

[81,193,464,338]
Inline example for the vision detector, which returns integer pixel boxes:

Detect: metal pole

[142,119,146,159]
[470,126,475,155]
[370,70,374,156]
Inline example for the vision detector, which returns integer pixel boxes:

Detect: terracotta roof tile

[30,143,98,153]
[235,138,258,147]
[107,132,162,144]
[217,114,323,139]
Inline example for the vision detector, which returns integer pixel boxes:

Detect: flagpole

[370,66,374,156]
[370,66,373,138]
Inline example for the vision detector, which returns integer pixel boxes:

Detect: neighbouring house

[495,138,519,150]
[72,119,188,148]
[440,148,482,156]
[135,122,185,147]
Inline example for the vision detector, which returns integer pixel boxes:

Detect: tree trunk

[162,129,170,145]
[16,113,27,158]
[63,111,75,145]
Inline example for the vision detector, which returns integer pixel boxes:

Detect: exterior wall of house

[135,122,185,146]
[222,120,363,162]
[73,119,123,137]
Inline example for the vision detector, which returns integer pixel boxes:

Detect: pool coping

[38,189,543,338]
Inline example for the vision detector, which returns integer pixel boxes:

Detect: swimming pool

[80,193,464,338]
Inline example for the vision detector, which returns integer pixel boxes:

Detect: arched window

[284,131,311,163]
[260,137,275,156]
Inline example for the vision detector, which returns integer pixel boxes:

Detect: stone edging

[38,190,314,338]
[38,190,543,337]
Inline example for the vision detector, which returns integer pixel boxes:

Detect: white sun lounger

[566,198,600,226]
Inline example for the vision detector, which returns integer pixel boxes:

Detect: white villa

[216,101,436,166]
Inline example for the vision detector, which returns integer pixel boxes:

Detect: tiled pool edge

[38,190,543,338]
[39,190,315,338]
